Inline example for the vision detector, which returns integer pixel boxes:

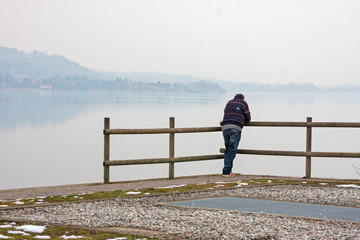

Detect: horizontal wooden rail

[246,121,360,128]
[104,127,221,135]
[310,122,360,128]
[104,121,360,135]
[104,154,224,166]
[220,148,360,158]
[246,121,307,127]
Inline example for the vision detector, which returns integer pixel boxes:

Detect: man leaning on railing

[221,93,251,177]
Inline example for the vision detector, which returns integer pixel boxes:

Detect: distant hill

[0,46,97,79]
[0,46,218,83]
[0,46,225,92]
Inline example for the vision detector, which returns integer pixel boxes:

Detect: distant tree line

[0,71,225,93]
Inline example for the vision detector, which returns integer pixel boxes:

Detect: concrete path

[0,174,306,200]
[169,196,360,222]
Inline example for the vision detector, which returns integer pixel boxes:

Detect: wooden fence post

[169,117,175,179]
[104,117,110,184]
[305,117,312,178]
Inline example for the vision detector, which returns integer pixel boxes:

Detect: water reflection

[0,89,226,131]
[0,89,359,190]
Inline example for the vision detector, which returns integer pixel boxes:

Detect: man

[221,93,251,176]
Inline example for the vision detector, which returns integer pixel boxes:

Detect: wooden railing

[103,117,360,183]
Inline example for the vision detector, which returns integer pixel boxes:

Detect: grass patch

[0,220,154,240]
[1,178,359,207]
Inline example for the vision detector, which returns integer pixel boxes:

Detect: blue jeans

[222,128,242,174]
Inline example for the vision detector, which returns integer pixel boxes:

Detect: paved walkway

[0,174,306,200]
[170,196,360,222]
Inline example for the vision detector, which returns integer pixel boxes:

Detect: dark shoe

[222,173,235,177]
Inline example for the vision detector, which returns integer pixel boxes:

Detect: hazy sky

[1,0,359,85]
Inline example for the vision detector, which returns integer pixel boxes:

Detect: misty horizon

[1,0,359,86]
[1,45,360,93]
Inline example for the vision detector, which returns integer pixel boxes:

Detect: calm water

[1,89,359,190]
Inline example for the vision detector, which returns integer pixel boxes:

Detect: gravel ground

[1,184,359,239]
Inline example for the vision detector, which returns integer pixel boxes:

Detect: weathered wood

[246,121,307,127]
[220,148,306,156]
[220,148,360,158]
[247,121,360,128]
[310,152,360,158]
[104,154,225,166]
[310,122,360,128]
[104,121,360,135]
[169,117,175,179]
[104,127,221,134]
[306,117,312,178]
[103,117,110,184]
[105,150,360,167]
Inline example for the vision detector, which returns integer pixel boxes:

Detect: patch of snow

[0,225,12,228]
[16,225,45,233]
[235,183,248,187]
[0,205,8,208]
[106,237,128,240]
[336,184,360,188]
[34,236,51,239]
[0,234,11,239]
[8,231,29,236]
[126,191,141,195]
[60,235,84,239]
[320,183,328,185]
[13,201,24,205]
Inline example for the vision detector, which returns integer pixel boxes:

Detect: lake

[1,89,359,190]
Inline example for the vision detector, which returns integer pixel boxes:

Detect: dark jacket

[222,96,251,128]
